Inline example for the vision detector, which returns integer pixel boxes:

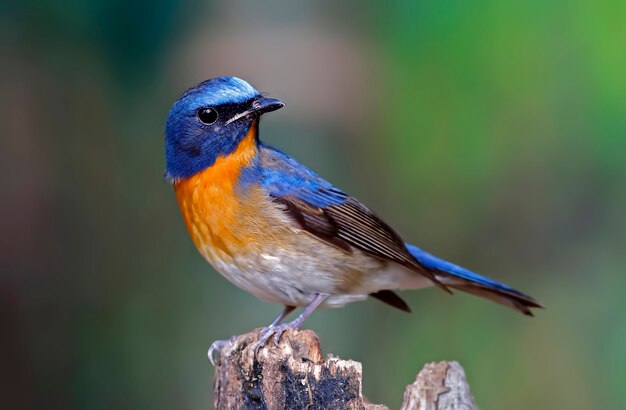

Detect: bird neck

[214,118,259,173]
[173,119,259,185]
[172,119,260,256]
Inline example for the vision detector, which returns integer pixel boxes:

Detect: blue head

[165,76,284,180]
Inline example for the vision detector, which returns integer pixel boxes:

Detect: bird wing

[249,145,450,293]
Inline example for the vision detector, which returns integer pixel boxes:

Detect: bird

[164,76,542,363]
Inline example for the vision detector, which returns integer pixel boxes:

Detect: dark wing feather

[272,195,352,253]
[370,290,412,313]
[271,190,450,293]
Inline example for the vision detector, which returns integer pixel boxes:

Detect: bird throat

[173,120,259,258]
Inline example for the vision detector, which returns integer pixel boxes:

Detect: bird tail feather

[405,244,542,316]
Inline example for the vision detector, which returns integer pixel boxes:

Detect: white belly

[198,235,433,308]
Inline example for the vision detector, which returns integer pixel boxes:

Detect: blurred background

[2,0,625,408]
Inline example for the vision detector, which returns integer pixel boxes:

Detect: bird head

[165,76,284,181]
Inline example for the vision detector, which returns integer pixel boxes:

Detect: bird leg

[254,293,329,356]
[207,305,296,366]
[269,304,296,327]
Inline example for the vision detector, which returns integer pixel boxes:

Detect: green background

[2,1,625,408]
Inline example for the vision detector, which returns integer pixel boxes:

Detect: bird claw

[207,335,237,366]
[253,323,297,357]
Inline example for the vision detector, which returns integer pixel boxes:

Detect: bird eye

[197,107,218,124]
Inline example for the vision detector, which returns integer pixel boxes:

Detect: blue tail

[405,244,542,316]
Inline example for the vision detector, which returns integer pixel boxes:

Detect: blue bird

[165,76,542,363]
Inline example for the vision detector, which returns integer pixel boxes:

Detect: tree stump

[213,328,477,410]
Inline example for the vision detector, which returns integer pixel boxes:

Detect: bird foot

[253,322,300,357]
[207,335,237,366]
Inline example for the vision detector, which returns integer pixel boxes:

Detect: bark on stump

[213,328,477,410]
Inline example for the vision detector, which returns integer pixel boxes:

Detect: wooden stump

[213,328,477,410]
[401,361,477,410]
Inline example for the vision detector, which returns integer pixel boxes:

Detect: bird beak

[225,96,284,125]
[251,96,285,115]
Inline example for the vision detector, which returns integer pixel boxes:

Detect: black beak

[226,96,285,125]
[250,96,284,115]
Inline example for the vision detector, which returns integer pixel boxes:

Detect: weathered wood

[400,361,477,410]
[213,328,476,409]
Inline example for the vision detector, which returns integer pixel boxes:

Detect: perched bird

[165,77,541,363]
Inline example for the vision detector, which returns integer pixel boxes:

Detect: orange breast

[173,121,258,259]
